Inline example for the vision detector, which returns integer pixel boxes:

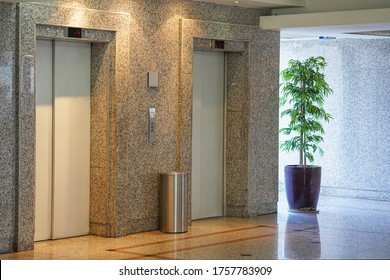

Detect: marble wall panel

[180,0,270,26]
[193,38,213,50]
[224,40,247,52]
[18,54,35,251]
[90,167,109,235]
[0,2,18,254]
[115,0,182,234]
[90,43,111,169]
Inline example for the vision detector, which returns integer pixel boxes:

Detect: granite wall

[0,2,18,254]
[280,39,390,202]
[0,0,280,253]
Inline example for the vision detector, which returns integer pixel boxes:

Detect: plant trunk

[300,130,304,166]
[299,104,305,166]
[300,79,306,167]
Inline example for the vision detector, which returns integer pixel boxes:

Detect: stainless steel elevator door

[35,40,91,241]
[192,51,225,220]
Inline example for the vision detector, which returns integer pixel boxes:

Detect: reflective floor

[1,194,390,260]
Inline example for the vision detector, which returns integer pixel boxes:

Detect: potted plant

[279,56,333,212]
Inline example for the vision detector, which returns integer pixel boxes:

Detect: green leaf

[279,128,292,135]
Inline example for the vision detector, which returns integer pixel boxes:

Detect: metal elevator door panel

[192,51,225,220]
[35,40,53,241]
[35,40,91,241]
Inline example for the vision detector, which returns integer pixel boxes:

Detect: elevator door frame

[15,6,131,251]
[191,50,227,220]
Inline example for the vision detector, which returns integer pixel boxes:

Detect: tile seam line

[113,224,276,251]
[117,226,322,259]
[120,232,277,260]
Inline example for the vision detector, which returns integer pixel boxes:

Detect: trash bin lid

[160,172,186,176]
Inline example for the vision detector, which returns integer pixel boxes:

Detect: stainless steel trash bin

[160,172,188,233]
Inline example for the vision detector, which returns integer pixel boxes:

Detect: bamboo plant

[279,56,333,167]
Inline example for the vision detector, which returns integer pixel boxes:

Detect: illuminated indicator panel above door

[68,27,82,38]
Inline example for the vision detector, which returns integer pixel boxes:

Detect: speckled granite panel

[220,50,252,215]
[90,37,119,238]
[180,0,270,26]
[193,38,213,51]
[179,72,194,224]
[118,218,160,237]
[90,167,108,224]
[225,109,249,215]
[225,206,247,218]
[247,31,280,215]
[49,0,270,23]
[226,158,245,207]
[0,176,17,253]
[226,111,246,161]
[180,19,279,219]
[90,43,110,169]
[114,0,183,236]
[36,24,65,38]
[0,2,18,254]
[224,40,247,52]
[280,39,390,202]
[17,54,35,252]
[226,51,249,112]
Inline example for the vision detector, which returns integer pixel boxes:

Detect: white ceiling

[260,8,390,39]
[280,25,390,40]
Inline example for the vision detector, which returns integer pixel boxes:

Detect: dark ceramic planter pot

[284,165,321,212]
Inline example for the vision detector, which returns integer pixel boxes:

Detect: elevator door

[192,51,225,220]
[35,40,91,241]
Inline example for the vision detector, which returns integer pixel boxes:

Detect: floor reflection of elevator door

[192,51,224,220]
[35,40,91,241]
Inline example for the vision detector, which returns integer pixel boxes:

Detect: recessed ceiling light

[234,1,240,4]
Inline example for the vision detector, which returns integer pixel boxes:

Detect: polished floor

[1,193,390,260]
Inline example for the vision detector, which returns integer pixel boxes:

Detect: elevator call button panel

[149,108,156,144]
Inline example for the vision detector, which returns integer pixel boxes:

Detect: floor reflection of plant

[284,213,321,259]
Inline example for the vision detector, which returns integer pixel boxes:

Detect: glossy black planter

[284,165,321,212]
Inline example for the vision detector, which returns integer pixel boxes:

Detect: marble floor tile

[1,193,389,260]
